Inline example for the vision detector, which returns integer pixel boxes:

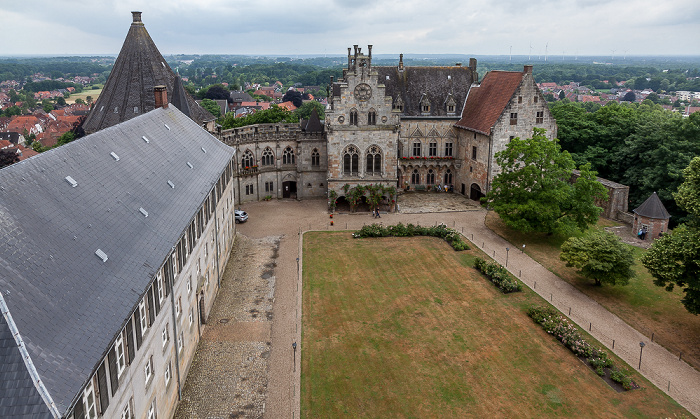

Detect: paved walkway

[194,196,699,418]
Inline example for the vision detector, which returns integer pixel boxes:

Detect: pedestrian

[376,208,380,218]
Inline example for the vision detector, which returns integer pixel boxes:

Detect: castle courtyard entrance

[282,181,297,199]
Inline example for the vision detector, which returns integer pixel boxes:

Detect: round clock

[338,115,345,123]
[354,83,372,101]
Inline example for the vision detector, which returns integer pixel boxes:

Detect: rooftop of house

[0,105,234,416]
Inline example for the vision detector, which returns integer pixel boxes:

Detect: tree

[75,98,86,105]
[282,90,303,107]
[0,149,19,168]
[485,128,607,235]
[203,84,230,100]
[642,157,700,314]
[560,231,635,286]
[558,90,566,100]
[622,91,636,102]
[86,96,93,105]
[294,101,325,120]
[221,104,297,129]
[200,98,221,118]
[56,96,66,106]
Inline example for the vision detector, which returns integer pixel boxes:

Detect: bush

[353,223,469,251]
[473,257,522,293]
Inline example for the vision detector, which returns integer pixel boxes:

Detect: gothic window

[412,142,421,157]
[429,142,437,157]
[241,150,254,169]
[536,111,544,124]
[283,146,295,165]
[445,142,453,157]
[368,109,377,125]
[261,148,274,166]
[444,169,453,185]
[350,109,358,126]
[411,169,420,185]
[343,145,359,175]
[427,169,435,185]
[366,145,382,175]
[510,112,518,125]
[311,148,320,167]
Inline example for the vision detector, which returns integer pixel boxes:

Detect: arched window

[311,148,320,167]
[426,169,435,185]
[368,109,377,125]
[444,169,453,185]
[283,146,295,165]
[241,150,254,169]
[350,109,358,126]
[261,148,274,166]
[411,169,420,185]
[366,145,382,175]
[343,145,359,175]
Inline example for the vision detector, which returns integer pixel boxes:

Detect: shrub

[473,257,522,293]
[353,223,469,251]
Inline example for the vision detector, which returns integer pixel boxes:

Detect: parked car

[235,209,248,223]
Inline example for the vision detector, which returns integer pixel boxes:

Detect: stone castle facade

[222,45,557,209]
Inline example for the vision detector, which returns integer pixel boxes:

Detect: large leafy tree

[200,98,221,118]
[560,231,635,286]
[294,101,325,120]
[0,149,19,168]
[221,104,297,129]
[642,157,700,314]
[485,128,607,235]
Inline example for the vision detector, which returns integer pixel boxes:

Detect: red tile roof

[455,71,524,135]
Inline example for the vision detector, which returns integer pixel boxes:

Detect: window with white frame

[205,243,208,259]
[171,251,178,276]
[139,298,148,335]
[157,272,165,304]
[187,276,192,294]
[175,297,182,318]
[121,399,132,419]
[196,260,200,276]
[144,356,153,384]
[83,379,98,419]
[205,271,210,288]
[189,309,194,326]
[147,399,156,419]
[162,324,169,348]
[165,361,171,385]
[178,332,184,351]
[115,333,126,377]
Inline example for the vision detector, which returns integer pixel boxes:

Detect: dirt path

[178,195,700,418]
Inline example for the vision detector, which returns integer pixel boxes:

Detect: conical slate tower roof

[82,11,214,134]
[633,192,671,219]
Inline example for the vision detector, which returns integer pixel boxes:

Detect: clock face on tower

[354,83,372,101]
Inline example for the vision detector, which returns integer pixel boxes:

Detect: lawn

[66,86,102,104]
[485,212,700,371]
[301,232,688,418]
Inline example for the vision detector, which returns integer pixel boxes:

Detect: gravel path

[177,195,700,418]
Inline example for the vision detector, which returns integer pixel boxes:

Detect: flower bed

[527,305,635,390]
[353,223,469,251]
[473,258,522,293]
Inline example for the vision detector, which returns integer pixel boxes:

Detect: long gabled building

[0,96,236,418]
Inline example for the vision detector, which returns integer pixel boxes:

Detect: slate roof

[302,108,324,133]
[455,70,525,135]
[230,91,254,103]
[81,12,214,134]
[0,106,234,415]
[374,66,474,117]
[0,316,53,419]
[633,192,671,219]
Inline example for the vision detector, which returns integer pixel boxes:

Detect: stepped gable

[375,63,475,117]
[455,70,524,135]
[633,191,671,219]
[82,11,213,134]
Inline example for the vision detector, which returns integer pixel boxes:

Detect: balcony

[399,156,456,165]
[239,166,259,176]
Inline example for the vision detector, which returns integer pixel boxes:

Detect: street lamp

[638,341,645,370]
[522,244,526,253]
[506,248,510,267]
[293,342,298,371]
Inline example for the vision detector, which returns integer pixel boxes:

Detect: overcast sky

[2,0,699,57]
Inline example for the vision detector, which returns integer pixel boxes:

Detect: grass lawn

[301,232,688,418]
[66,86,103,104]
[485,212,700,372]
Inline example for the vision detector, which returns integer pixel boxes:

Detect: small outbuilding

[632,192,670,241]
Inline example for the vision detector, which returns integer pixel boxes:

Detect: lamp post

[505,248,510,267]
[293,342,297,371]
[522,244,525,253]
[638,341,645,370]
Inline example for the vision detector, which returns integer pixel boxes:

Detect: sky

[2,0,699,57]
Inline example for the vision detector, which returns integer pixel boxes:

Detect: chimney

[132,11,142,24]
[524,65,533,74]
[399,54,404,71]
[469,58,477,71]
[154,85,168,109]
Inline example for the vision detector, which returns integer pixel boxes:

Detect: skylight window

[142,136,150,144]
[110,152,120,161]
[64,176,78,187]
[167,180,175,189]
[164,124,170,130]
[201,147,207,153]
[95,249,108,263]
[187,162,193,169]
[139,207,149,217]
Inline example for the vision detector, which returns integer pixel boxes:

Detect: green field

[66,86,102,104]
[301,232,688,418]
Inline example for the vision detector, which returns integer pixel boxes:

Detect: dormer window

[420,94,431,114]
[445,94,457,115]
[393,96,404,113]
